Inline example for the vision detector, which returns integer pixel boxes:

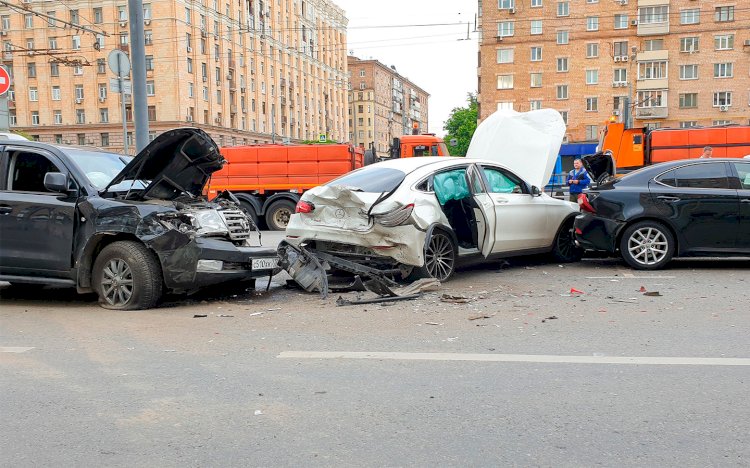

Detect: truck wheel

[92,241,163,310]
[238,200,260,229]
[265,199,296,231]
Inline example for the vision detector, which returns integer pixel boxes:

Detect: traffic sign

[318,134,327,143]
[0,66,11,95]
[107,49,131,78]
[109,78,132,95]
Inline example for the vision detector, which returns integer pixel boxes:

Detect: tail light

[374,203,415,227]
[295,200,315,213]
[578,194,596,214]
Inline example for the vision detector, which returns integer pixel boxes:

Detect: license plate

[251,257,278,270]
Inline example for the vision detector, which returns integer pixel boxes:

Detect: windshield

[438,142,450,156]
[63,148,146,191]
[327,166,407,193]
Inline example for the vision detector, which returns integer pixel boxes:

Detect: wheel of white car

[552,217,583,263]
[413,230,456,282]
[619,221,675,270]
[92,241,163,310]
[265,199,297,231]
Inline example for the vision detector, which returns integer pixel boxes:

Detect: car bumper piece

[573,214,623,252]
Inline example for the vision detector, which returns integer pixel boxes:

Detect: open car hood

[465,109,566,189]
[581,151,616,185]
[103,128,224,200]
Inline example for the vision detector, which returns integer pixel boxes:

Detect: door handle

[0,205,12,214]
[494,197,509,204]
[656,196,680,203]
[741,199,750,203]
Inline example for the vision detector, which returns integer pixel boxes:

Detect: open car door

[468,165,497,257]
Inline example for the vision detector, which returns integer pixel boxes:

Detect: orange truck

[206,144,365,230]
[389,134,450,158]
[598,123,750,175]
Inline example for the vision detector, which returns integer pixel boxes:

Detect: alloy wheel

[100,258,134,306]
[627,227,669,266]
[424,233,455,281]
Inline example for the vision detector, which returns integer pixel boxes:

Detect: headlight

[190,209,229,236]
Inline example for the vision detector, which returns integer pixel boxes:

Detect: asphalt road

[1,235,749,466]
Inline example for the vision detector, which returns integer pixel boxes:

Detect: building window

[359,69,365,77]
[530,47,542,61]
[97,58,106,74]
[496,48,514,63]
[639,6,668,24]
[53,111,62,124]
[680,37,699,53]
[101,133,109,146]
[559,111,568,125]
[50,62,59,77]
[713,63,733,78]
[25,62,36,79]
[118,6,127,21]
[531,0,542,7]
[24,14,33,29]
[497,102,514,111]
[148,106,156,121]
[714,6,734,22]
[638,61,667,79]
[530,20,542,35]
[613,41,628,58]
[586,43,599,58]
[185,7,191,24]
[76,109,86,124]
[99,108,109,123]
[496,74,514,89]
[614,14,628,29]
[51,86,61,101]
[585,70,598,85]
[72,35,81,50]
[530,100,542,110]
[187,57,193,73]
[679,93,697,108]
[29,88,38,102]
[556,57,568,72]
[556,30,569,45]
[637,90,665,108]
[145,55,154,71]
[679,64,698,80]
[585,125,598,141]
[556,2,569,17]
[586,17,599,31]
[93,7,103,23]
[644,39,664,51]
[75,85,84,100]
[586,97,598,112]
[98,84,107,100]
[713,120,732,126]
[188,82,194,98]
[613,68,627,83]
[497,22,514,37]
[73,66,83,75]
[145,30,153,46]
[713,92,732,107]
[530,73,542,88]
[680,121,697,129]
[556,85,568,100]
[680,9,700,25]
[146,80,155,95]
[498,0,515,9]
[714,35,734,50]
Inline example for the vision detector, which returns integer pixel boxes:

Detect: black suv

[0,128,279,309]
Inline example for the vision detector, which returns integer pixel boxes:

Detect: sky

[332,0,479,136]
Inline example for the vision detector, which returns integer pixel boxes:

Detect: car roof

[375,156,512,172]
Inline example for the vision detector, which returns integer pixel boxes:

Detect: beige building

[1,0,349,153]
[347,56,429,153]
[478,0,750,142]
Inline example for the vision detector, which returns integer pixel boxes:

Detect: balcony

[635,106,668,119]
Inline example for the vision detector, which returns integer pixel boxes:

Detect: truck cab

[389,134,450,159]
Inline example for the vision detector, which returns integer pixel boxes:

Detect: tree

[443,93,478,157]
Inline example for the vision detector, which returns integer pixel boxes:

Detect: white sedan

[280,110,581,284]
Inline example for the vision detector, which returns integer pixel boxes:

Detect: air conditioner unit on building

[144,19,151,26]
[614,56,621,62]
[226,74,233,80]
[119,21,127,27]
[619,0,627,5]
[744,40,750,46]
[622,56,629,62]
[613,110,621,116]
[0,30,7,36]
[630,20,638,26]
[215,117,221,123]
[186,115,193,121]
[612,82,620,87]
[99,97,106,103]
[75,98,82,104]
[187,46,192,52]
[719,105,729,112]
[508,7,515,14]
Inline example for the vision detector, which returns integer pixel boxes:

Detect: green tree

[443,93,477,157]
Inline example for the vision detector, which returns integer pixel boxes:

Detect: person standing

[700,146,713,158]
[567,158,591,202]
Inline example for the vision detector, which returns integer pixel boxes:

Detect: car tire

[619,220,675,270]
[93,241,163,310]
[410,230,456,282]
[265,199,297,231]
[551,218,583,263]
[238,200,260,229]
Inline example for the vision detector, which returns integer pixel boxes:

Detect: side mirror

[44,172,69,193]
[530,185,542,197]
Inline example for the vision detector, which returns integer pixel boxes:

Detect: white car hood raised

[465,109,566,189]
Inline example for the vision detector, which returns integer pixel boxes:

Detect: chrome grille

[220,210,252,241]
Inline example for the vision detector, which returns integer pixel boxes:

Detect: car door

[0,147,77,276]
[478,165,550,252]
[729,161,750,250]
[466,164,496,257]
[649,161,739,253]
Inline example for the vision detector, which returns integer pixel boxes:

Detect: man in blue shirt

[567,158,591,202]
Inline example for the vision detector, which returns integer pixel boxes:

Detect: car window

[673,163,730,189]
[655,169,677,187]
[63,148,134,190]
[433,168,470,205]
[731,162,750,190]
[7,151,62,193]
[327,166,406,193]
[468,167,485,195]
[481,167,524,194]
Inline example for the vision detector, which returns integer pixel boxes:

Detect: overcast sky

[333,0,479,136]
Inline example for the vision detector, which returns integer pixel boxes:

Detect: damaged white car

[278,109,580,293]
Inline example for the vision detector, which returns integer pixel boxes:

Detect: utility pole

[128,0,149,151]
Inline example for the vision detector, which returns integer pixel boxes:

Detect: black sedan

[574,158,750,269]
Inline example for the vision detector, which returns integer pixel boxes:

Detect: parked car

[0,128,279,309]
[279,109,581,287]
[574,158,750,269]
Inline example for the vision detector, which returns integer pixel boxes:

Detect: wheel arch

[424,223,458,253]
[233,193,262,215]
[549,213,579,250]
[262,192,301,214]
[616,216,680,254]
[76,233,148,292]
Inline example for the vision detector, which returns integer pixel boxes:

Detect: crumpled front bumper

[155,236,280,292]
[574,213,624,253]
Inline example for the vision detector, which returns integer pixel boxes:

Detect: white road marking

[278,351,750,366]
[585,276,675,279]
[0,346,35,353]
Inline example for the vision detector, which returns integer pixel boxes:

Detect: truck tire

[92,241,163,310]
[238,200,260,229]
[265,199,297,231]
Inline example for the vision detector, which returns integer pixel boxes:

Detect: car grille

[220,210,252,241]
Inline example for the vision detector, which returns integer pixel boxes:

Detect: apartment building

[347,56,429,153]
[0,0,349,153]
[477,0,750,142]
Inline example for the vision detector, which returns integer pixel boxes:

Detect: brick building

[477,0,750,143]
[347,56,429,153]
[1,0,349,153]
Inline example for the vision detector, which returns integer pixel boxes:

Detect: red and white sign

[0,66,10,95]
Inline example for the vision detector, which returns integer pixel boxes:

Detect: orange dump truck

[206,144,364,230]
[600,123,750,172]
[389,134,450,158]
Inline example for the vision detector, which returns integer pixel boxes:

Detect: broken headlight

[189,209,230,236]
